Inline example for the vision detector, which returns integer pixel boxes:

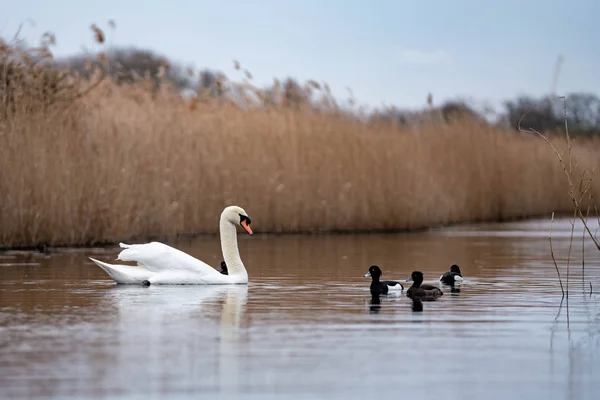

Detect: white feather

[386,282,404,291]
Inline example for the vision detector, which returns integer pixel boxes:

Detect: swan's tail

[116,241,155,263]
[89,257,151,284]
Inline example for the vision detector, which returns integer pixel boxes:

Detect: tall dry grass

[1,29,600,247]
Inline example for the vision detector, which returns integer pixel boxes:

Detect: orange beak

[241,219,253,235]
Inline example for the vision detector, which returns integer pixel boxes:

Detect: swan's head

[217,261,228,275]
[222,206,253,235]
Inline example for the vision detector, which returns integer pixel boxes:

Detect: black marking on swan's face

[238,213,253,235]
[239,214,252,225]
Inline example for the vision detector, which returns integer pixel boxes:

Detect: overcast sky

[3,0,598,111]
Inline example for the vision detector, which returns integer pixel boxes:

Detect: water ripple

[0,218,599,399]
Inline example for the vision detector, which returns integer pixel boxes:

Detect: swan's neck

[220,219,247,278]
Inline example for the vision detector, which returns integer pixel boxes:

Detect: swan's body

[89,206,253,285]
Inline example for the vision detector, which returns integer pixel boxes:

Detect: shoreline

[0,212,572,252]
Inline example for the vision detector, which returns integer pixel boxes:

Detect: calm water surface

[1,218,600,399]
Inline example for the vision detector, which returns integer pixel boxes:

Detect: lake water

[1,218,599,400]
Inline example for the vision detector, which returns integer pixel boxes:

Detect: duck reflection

[369,294,382,313]
[411,298,423,312]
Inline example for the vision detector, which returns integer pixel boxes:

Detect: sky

[2,0,598,112]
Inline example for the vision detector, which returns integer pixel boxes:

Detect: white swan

[89,205,253,285]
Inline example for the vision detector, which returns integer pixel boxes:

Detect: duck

[89,205,253,285]
[406,271,443,300]
[439,264,463,286]
[363,265,404,296]
[217,261,228,275]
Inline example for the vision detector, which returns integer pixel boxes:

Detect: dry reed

[523,97,600,326]
[1,31,600,248]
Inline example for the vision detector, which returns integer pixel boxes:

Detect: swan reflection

[102,284,248,393]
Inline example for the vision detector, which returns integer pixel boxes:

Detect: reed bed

[1,32,599,247]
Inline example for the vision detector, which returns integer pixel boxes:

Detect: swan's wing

[89,257,152,284]
[117,242,220,276]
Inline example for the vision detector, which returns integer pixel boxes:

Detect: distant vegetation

[0,25,599,247]
[53,41,600,137]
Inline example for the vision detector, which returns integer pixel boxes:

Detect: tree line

[4,41,599,137]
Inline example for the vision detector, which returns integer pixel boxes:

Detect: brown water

[1,218,599,400]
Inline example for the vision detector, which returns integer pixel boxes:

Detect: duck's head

[222,205,253,235]
[450,264,461,274]
[217,261,228,275]
[364,265,383,279]
[406,271,424,284]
